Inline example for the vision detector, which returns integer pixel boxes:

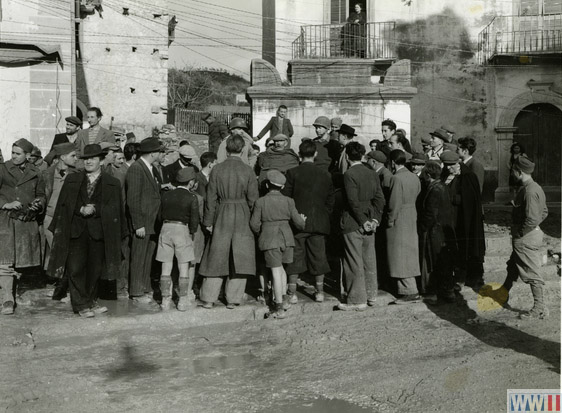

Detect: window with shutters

[331,0,347,24]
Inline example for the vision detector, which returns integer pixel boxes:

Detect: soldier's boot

[520,284,549,320]
[159,275,173,311]
[177,277,190,312]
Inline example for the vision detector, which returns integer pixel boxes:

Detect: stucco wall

[78,0,168,139]
[0,0,73,157]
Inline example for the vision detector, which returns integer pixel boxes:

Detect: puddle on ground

[263,398,374,413]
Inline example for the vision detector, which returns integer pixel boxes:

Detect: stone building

[259,0,562,202]
[0,0,174,156]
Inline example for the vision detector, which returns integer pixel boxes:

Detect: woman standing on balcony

[342,3,366,58]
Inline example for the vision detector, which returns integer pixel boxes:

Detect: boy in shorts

[156,167,199,311]
[250,170,306,319]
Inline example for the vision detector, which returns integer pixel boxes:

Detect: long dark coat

[386,167,421,278]
[418,179,457,290]
[442,164,486,264]
[47,172,125,280]
[0,161,46,267]
[125,159,161,235]
[199,156,259,277]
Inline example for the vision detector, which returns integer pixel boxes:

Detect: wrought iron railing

[478,14,562,63]
[292,21,395,60]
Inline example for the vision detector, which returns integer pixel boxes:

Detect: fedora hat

[80,144,105,159]
[339,124,357,136]
[138,137,161,153]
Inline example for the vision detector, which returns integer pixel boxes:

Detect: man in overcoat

[199,135,259,309]
[48,144,124,317]
[386,149,422,303]
[0,139,46,315]
[256,105,294,145]
[338,142,385,311]
[125,138,162,302]
[457,137,485,194]
[440,150,486,290]
[282,140,334,303]
[41,143,78,300]
[202,113,229,154]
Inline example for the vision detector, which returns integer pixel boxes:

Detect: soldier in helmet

[216,117,256,167]
[311,116,340,173]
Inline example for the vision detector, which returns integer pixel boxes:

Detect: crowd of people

[0,105,549,321]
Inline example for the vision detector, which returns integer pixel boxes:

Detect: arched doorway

[513,103,562,187]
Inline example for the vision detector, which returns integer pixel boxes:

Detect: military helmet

[229,117,248,130]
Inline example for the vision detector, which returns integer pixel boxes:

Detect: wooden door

[513,103,562,186]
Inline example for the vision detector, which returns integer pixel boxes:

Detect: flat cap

[13,138,34,153]
[421,135,432,145]
[53,142,76,156]
[266,169,286,186]
[429,129,448,141]
[439,150,460,164]
[441,125,454,134]
[443,142,458,152]
[176,166,197,183]
[366,150,387,163]
[313,116,331,129]
[410,152,428,165]
[179,144,197,158]
[271,134,288,142]
[65,116,82,126]
[514,156,535,174]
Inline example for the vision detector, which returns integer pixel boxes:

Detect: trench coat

[386,167,421,278]
[199,156,259,277]
[47,172,125,280]
[0,161,46,267]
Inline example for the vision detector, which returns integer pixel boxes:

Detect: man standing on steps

[494,157,549,319]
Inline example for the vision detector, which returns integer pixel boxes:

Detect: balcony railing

[292,21,395,60]
[478,14,562,63]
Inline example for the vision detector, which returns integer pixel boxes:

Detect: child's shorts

[263,246,293,268]
[156,222,194,264]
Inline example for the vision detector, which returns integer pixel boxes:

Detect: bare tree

[168,67,214,109]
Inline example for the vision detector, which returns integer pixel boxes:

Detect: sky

[168,0,263,79]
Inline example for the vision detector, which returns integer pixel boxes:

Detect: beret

[266,169,286,186]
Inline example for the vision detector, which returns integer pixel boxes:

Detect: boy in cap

[0,138,46,314]
[156,167,200,311]
[30,146,48,171]
[330,117,343,140]
[428,129,447,160]
[250,169,306,318]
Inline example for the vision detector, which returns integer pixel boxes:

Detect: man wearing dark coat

[202,113,229,154]
[125,138,162,302]
[282,140,334,303]
[457,137,485,195]
[256,105,294,145]
[440,151,486,290]
[338,142,385,311]
[51,116,82,150]
[48,144,125,317]
[194,152,216,198]
[199,135,259,309]
[0,139,46,315]
[418,161,457,304]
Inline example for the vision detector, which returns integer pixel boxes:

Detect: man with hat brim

[41,143,78,301]
[164,144,200,186]
[155,166,200,311]
[441,125,456,144]
[255,134,299,188]
[386,149,422,304]
[48,144,125,317]
[125,137,163,303]
[428,129,448,161]
[256,105,294,147]
[30,146,48,171]
[312,116,340,172]
[489,157,549,319]
[202,112,229,154]
[408,152,428,177]
[0,138,46,315]
[336,124,357,174]
[282,139,335,304]
[216,117,256,167]
[439,150,486,290]
[250,169,306,318]
[199,134,259,309]
[337,142,385,311]
[75,107,115,158]
[51,116,82,150]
